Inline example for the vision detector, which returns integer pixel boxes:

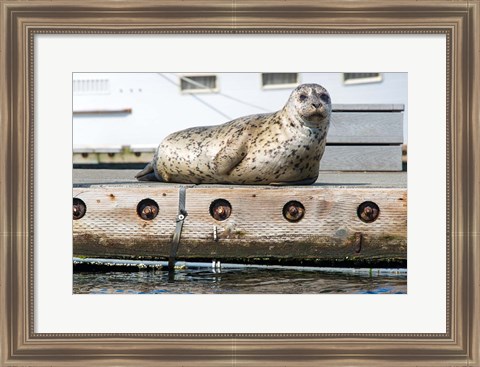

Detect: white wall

[73,72,407,148]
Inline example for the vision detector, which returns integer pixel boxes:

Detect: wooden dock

[73,170,407,267]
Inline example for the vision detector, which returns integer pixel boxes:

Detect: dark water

[73,268,407,294]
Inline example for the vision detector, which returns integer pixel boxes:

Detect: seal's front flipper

[269,177,318,186]
[213,137,248,176]
[135,162,160,182]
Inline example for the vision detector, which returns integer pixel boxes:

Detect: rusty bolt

[108,152,115,157]
[134,152,142,157]
[210,199,232,221]
[137,198,159,220]
[142,205,158,219]
[81,153,89,158]
[357,201,380,223]
[283,201,305,222]
[353,232,363,253]
[73,198,86,220]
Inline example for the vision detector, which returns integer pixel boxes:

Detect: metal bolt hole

[137,198,159,220]
[73,198,86,220]
[210,199,232,221]
[357,201,380,223]
[283,201,305,222]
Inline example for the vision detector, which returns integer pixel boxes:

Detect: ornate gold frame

[1,1,479,365]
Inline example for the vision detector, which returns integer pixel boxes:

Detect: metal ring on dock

[209,199,232,221]
[283,201,305,222]
[136,198,159,220]
[73,198,87,220]
[357,201,380,223]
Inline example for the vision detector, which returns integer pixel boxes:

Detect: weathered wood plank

[73,169,407,188]
[73,185,407,265]
[321,145,402,171]
[332,104,404,112]
[328,112,403,143]
[73,147,153,165]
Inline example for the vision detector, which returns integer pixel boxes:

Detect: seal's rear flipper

[270,177,317,186]
[135,162,160,182]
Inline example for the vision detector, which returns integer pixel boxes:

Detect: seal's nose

[312,102,321,109]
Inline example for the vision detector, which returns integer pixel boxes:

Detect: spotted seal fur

[136,83,331,185]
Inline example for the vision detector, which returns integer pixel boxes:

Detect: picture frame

[1,0,478,365]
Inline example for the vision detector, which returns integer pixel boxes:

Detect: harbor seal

[136,83,331,185]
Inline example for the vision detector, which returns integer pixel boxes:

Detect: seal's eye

[320,94,330,103]
[299,94,308,101]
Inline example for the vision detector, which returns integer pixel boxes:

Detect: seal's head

[286,83,332,129]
